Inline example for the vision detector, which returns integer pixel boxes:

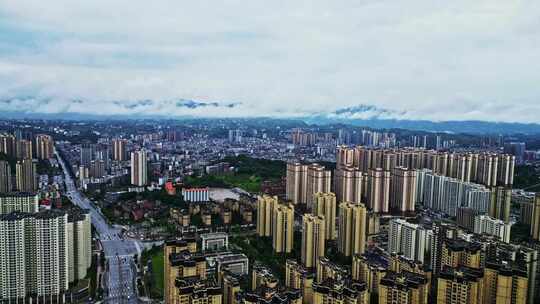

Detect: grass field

[151,252,164,298]
[185,155,286,193]
[142,246,164,299]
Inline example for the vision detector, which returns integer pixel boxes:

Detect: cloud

[1,1,540,122]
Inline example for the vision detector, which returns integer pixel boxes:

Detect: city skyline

[2,1,540,303]
[0,118,539,303]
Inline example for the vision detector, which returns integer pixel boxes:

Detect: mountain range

[1,97,540,134]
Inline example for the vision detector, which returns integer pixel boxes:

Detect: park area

[141,246,164,299]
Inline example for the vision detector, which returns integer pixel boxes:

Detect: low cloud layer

[1,1,540,122]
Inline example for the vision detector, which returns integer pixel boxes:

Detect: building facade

[301,214,325,268]
[313,192,337,240]
[338,202,367,257]
[272,203,294,253]
[16,159,37,192]
[130,149,148,186]
[35,134,54,160]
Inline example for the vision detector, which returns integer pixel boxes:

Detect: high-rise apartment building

[0,192,39,214]
[15,159,37,192]
[34,134,54,160]
[351,254,388,293]
[222,272,240,304]
[306,164,332,210]
[477,153,499,187]
[0,160,11,193]
[316,257,348,283]
[78,166,89,182]
[94,145,110,170]
[456,207,478,231]
[422,172,491,217]
[237,288,302,304]
[422,173,460,215]
[286,162,330,209]
[272,203,294,253]
[336,145,354,169]
[480,240,537,304]
[285,259,314,303]
[334,166,363,204]
[313,192,337,240]
[530,194,540,241]
[286,162,307,205]
[163,239,198,303]
[388,219,427,263]
[301,214,325,268]
[66,208,92,283]
[228,129,243,143]
[112,138,127,161]
[367,168,391,213]
[257,195,277,237]
[463,182,492,213]
[163,243,221,304]
[89,159,106,178]
[490,186,512,223]
[0,133,16,157]
[497,154,516,186]
[483,262,528,304]
[414,168,430,204]
[388,253,430,277]
[429,221,457,275]
[80,143,95,167]
[473,214,512,243]
[130,149,148,186]
[312,280,369,304]
[291,129,316,146]
[338,202,367,257]
[390,167,417,213]
[379,271,429,304]
[15,139,33,159]
[436,266,484,304]
[14,129,31,141]
[440,239,482,270]
[0,213,27,300]
[0,210,69,302]
[513,190,535,226]
[336,147,515,187]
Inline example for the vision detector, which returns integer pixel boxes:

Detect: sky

[1,0,540,122]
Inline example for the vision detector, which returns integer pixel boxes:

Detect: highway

[56,150,140,304]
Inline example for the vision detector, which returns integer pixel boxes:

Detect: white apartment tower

[0,210,69,302]
[131,149,148,186]
[388,218,427,263]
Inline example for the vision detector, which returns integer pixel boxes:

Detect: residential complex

[1,119,539,304]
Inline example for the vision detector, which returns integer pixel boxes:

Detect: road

[56,150,140,304]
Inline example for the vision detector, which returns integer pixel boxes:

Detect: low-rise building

[201,232,229,251]
[182,187,210,203]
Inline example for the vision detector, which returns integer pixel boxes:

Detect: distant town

[1,118,540,304]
